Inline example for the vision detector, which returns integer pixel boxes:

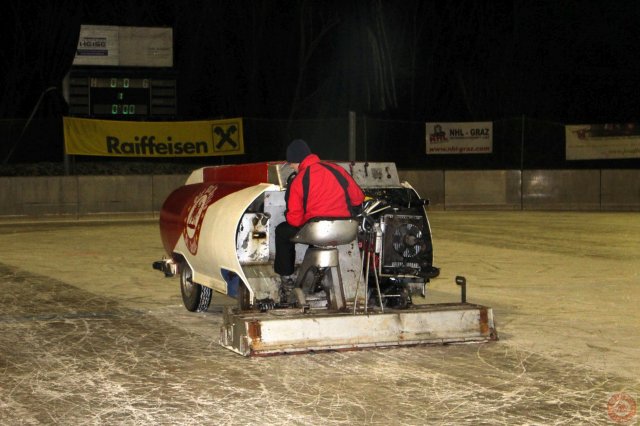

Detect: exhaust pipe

[152,259,177,277]
[455,276,467,303]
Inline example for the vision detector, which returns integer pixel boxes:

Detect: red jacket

[286,154,365,227]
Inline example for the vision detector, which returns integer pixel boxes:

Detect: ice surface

[0,212,638,424]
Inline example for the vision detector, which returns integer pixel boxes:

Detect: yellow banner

[63,117,244,157]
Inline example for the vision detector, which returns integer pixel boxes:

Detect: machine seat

[291,218,358,247]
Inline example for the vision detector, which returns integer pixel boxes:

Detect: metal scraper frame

[220,302,498,356]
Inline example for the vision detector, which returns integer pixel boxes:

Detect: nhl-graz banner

[426,122,492,154]
[566,123,640,160]
[63,117,244,157]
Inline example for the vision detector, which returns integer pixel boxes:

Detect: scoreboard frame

[66,68,177,119]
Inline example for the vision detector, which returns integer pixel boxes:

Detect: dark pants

[274,221,301,276]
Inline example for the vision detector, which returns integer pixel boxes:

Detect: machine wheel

[180,261,212,312]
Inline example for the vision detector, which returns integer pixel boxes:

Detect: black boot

[278,276,295,304]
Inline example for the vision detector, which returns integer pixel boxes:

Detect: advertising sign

[426,122,493,154]
[73,25,173,67]
[74,25,119,66]
[63,117,244,157]
[566,123,640,160]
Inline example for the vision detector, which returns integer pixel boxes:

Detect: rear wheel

[180,261,212,312]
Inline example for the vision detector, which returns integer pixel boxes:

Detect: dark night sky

[2,0,640,124]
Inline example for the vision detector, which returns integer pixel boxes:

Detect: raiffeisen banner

[426,122,493,154]
[63,117,244,157]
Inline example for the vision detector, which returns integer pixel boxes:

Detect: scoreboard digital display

[67,71,176,118]
[90,77,150,116]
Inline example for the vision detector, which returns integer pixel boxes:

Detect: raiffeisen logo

[106,135,209,155]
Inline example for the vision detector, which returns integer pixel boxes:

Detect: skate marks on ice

[0,264,637,425]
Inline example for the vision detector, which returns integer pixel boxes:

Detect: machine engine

[358,187,438,309]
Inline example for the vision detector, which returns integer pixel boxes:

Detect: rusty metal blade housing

[220,303,497,356]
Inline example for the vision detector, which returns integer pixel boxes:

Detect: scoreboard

[66,70,177,118]
[89,77,150,116]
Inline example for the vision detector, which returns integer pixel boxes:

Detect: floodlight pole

[348,110,356,161]
[62,73,70,175]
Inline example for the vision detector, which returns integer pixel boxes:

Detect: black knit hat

[286,139,311,163]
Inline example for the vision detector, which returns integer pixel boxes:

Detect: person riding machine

[274,139,365,307]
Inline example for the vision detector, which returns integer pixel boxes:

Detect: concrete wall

[0,176,79,216]
[0,174,187,219]
[522,170,601,210]
[1,169,638,219]
[398,170,444,210]
[399,169,640,212]
[443,170,522,210]
[601,169,640,211]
